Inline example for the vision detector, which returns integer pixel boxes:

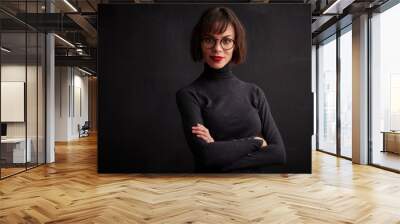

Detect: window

[317,35,337,154]
[339,27,352,158]
[370,2,400,171]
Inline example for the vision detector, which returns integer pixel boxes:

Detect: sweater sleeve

[176,88,263,169]
[221,87,286,172]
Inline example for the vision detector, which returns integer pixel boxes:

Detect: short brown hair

[190,7,247,64]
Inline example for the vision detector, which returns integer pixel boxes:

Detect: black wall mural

[98,3,312,173]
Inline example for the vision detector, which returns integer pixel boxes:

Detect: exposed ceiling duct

[1,0,394,74]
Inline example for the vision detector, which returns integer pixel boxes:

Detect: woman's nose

[213,40,223,52]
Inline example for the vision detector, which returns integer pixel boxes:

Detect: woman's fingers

[196,124,210,132]
[197,123,207,129]
[196,134,208,141]
[199,125,211,135]
[192,128,208,136]
[192,126,206,131]
[192,123,214,143]
[193,130,212,141]
[196,134,213,143]
[192,125,209,133]
[192,124,210,136]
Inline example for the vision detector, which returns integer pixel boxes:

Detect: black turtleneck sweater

[176,62,286,172]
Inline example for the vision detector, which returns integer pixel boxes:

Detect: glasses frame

[201,36,236,50]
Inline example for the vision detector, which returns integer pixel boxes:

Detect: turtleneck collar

[201,62,234,80]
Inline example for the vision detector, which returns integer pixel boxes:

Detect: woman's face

[201,23,235,69]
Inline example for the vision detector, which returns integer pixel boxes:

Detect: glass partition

[0,1,46,179]
[317,35,337,154]
[27,30,38,170]
[370,3,400,171]
[1,31,28,177]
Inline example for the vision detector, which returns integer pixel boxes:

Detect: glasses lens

[203,38,214,49]
[202,37,234,50]
[221,38,234,50]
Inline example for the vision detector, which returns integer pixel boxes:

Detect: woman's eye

[204,38,213,43]
[223,39,232,44]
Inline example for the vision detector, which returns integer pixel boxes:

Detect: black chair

[78,121,90,138]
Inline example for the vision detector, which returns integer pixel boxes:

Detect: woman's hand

[254,136,268,149]
[192,123,214,143]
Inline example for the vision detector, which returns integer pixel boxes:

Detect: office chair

[78,121,90,138]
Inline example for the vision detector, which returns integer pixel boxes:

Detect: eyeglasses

[201,36,235,50]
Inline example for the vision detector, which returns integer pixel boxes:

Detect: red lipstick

[210,56,224,62]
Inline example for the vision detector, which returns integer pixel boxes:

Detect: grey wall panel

[98,3,312,173]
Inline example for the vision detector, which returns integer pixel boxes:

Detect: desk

[1,138,31,163]
[381,131,400,154]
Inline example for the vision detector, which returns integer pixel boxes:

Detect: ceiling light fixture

[63,0,78,12]
[1,47,11,53]
[78,67,92,76]
[323,0,342,14]
[322,0,354,15]
[54,34,75,48]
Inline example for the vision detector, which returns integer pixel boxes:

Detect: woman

[176,7,286,172]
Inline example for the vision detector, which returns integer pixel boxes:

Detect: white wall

[55,66,89,141]
[55,66,70,141]
[72,72,89,138]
